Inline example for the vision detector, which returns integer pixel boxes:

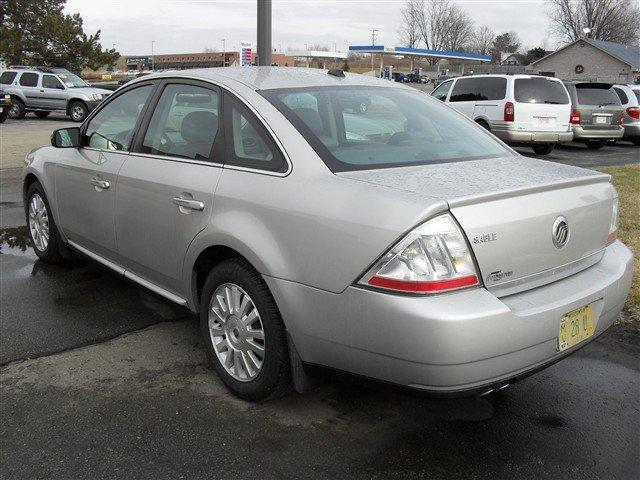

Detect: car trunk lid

[337,156,614,297]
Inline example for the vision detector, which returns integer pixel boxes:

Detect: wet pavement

[1,125,639,479]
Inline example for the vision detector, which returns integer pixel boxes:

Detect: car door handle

[90,178,110,189]
[172,196,205,211]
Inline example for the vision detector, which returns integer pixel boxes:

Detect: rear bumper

[266,241,634,395]
[492,128,573,144]
[622,123,640,138]
[572,125,624,140]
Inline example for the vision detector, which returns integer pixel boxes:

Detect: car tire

[8,98,26,120]
[476,120,491,131]
[585,140,605,150]
[25,181,66,264]
[532,144,555,155]
[68,101,88,122]
[199,258,292,401]
[34,111,51,118]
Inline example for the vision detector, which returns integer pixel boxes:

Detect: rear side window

[449,77,506,102]
[141,83,220,161]
[449,78,477,102]
[19,72,39,87]
[514,78,569,104]
[613,87,628,104]
[576,86,619,106]
[223,94,286,173]
[84,85,153,151]
[0,71,17,84]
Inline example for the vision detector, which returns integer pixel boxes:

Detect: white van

[431,75,573,155]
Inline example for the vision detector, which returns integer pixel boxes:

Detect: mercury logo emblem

[552,216,570,249]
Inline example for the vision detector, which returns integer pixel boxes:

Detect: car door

[447,77,479,118]
[55,82,156,262]
[17,72,43,109]
[114,80,224,296]
[40,74,68,111]
[473,77,507,126]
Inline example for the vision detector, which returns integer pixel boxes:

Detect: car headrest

[181,110,218,144]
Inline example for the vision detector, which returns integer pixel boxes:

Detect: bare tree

[470,26,495,54]
[410,0,475,64]
[442,5,474,51]
[397,0,421,48]
[547,0,640,44]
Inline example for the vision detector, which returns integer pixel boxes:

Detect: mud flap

[287,332,321,394]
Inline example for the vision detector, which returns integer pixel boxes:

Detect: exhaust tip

[478,382,510,397]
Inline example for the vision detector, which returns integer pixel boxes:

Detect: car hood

[70,87,112,96]
[335,155,608,206]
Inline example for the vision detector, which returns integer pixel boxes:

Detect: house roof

[531,38,640,69]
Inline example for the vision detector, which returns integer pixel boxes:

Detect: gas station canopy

[349,45,491,62]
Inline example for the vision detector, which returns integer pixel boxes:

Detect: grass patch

[601,164,639,325]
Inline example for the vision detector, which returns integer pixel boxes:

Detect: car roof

[136,66,410,91]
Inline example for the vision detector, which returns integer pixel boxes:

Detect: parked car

[431,74,573,155]
[0,90,11,123]
[405,72,428,84]
[392,72,410,83]
[613,84,640,146]
[24,67,633,401]
[0,66,112,122]
[563,81,624,150]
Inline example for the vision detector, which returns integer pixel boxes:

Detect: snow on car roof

[140,66,409,91]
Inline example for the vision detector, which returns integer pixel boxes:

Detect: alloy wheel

[28,194,50,252]
[71,105,85,121]
[208,283,266,382]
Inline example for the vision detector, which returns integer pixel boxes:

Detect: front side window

[0,71,17,85]
[514,78,569,104]
[19,72,39,87]
[224,95,286,173]
[84,84,153,151]
[431,80,453,101]
[42,75,64,89]
[142,83,220,161]
[262,86,511,172]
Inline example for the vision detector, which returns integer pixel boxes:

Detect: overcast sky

[64,0,557,56]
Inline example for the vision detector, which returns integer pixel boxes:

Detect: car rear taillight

[607,197,619,244]
[626,106,640,120]
[570,108,581,124]
[504,102,514,122]
[359,214,480,294]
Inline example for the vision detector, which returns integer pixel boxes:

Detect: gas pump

[383,66,393,81]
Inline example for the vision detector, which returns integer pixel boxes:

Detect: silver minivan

[23,68,634,400]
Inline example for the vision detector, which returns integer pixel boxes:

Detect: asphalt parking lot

[1,113,639,479]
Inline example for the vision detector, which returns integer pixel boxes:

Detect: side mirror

[51,127,80,148]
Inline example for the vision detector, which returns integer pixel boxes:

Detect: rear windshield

[261,86,511,172]
[514,78,569,104]
[576,86,619,106]
[635,91,640,103]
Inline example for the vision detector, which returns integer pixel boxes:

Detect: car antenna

[327,69,345,78]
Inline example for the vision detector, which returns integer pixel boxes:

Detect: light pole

[222,38,226,66]
[257,0,272,66]
[151,40,155,71]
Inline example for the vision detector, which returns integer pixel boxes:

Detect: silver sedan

[23,67,634,400]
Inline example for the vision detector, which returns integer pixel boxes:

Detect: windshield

[57,73,88,88]
[514,78,569,104]
[261,86,511,172]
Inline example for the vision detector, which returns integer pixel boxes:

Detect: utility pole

[222,38,226,66]
[370,29,378,74]
[151,40,155,71]
[257,0,272,66]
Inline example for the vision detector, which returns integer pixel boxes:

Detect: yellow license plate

[558,303,596,351]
